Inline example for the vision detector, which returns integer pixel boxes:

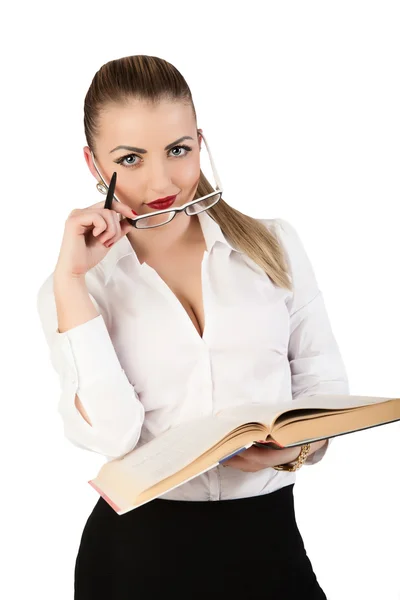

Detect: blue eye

[114,144,192,169]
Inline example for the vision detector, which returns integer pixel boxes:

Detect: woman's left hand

[221,440,327,472]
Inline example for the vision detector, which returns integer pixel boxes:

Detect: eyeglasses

[90,130,223,229]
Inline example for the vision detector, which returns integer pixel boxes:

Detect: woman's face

[84,99,202,216]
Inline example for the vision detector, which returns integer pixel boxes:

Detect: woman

[37,54,349,598]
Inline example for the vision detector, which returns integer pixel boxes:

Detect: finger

[119,216,135,237]
[93,210,117,244]
[103,211,121,246]
[98,210,118,244]
[89,199,136,222]
[69,211,107,237]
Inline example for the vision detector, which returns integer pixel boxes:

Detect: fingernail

[105,242,114,248]
[131,210,138,216]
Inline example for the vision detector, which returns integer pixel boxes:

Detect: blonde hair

[84,54,292,291]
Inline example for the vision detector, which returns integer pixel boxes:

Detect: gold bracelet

[273,443,311,472]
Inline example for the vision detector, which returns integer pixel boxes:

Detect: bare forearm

[53,272,99,333]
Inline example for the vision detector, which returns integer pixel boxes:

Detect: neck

[126,213,203,262]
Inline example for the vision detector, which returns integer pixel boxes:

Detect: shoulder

[255,217,304,256]
[256,217,298,238]
[255,217,318,285]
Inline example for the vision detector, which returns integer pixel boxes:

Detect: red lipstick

[146,195,177,210]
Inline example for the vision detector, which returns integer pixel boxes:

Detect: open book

[88,393,400,515]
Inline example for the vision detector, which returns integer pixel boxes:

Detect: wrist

[274,443,312,472]
[54,269,86,286]
[284,446,302,465]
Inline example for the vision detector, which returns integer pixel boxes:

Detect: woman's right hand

[54,199,137,279]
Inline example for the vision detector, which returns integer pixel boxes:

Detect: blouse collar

[102,209,242,285]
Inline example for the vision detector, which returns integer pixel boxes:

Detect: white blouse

[37,211,350,501]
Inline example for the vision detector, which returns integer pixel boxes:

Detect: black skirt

[74,483,327,599]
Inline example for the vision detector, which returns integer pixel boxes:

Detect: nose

[144,160,178,200]
[146,157,172,188]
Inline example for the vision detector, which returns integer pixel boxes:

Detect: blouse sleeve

[274,218,350,465]
[36,270,145,459]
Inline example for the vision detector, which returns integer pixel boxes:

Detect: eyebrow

[109,136,194,154]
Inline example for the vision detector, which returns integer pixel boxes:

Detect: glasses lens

[135,211,175,229]
[186,192,222,215]
[134,192,221,228]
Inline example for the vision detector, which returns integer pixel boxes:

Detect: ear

[83,146,100,180]
[197,128,203,150]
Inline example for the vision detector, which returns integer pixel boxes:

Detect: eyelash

[114,144,193,169]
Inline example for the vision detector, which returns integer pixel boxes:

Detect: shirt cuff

[52,314,145,457]
[305,438,332,465]
[54,313,126,388]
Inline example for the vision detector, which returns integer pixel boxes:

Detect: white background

[2,1,399,598]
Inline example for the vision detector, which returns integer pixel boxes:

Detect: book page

[285,393,394,411]
[215,394,394,430]
[272,399,400,446]
[99,411,268,498]
[92,394,396,504]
